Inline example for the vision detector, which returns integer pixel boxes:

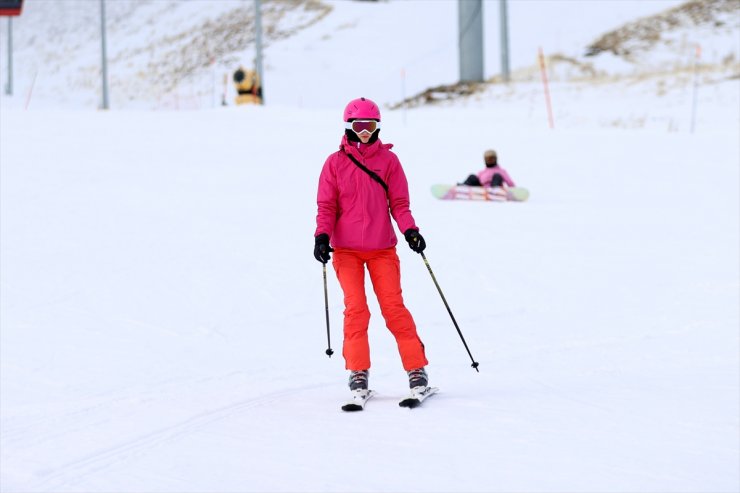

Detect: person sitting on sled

[459,149,516,188]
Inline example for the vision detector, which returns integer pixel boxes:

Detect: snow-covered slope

[6,0,737,111]
[1,1,738,492]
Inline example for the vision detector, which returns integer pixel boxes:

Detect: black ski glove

[404,229,426,253]
[314,233,334,264]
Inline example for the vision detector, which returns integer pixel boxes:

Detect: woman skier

[313,97,430,409]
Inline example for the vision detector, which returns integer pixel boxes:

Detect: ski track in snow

[6,382,334,491]
[1,1,738,492]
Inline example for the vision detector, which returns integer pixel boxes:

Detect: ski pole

[420,252,479,371]
[323,263,334,358]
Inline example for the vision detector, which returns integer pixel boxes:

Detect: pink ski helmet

[343,97,381,121]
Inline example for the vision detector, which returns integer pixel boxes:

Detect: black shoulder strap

[343,150,389,193]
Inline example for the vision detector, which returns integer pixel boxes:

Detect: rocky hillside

[2,0,331,108]
[585,0,738,62]
[393,0,739,109]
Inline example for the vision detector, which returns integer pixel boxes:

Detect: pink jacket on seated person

[315,135,418,251]
[477,166,515,187]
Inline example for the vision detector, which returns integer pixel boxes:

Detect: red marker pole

[24,71,37,110]
[538,47,554,129]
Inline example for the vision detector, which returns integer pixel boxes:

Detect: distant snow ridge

[110,0,332,103]
[585,0,739,62]
[1,0,331,109]
[393,0,739,110]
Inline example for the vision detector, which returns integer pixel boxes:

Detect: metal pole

[322,264,333,357]
[7,17,11,96]
[254,0,264,104]
[100,0,109,109]
[5,17,12,96]
[420,252,480,372]
[499,0,510,82]
[458,0,484,83]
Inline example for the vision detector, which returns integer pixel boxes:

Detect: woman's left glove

[404,229,426,253]
[314,233,334,263]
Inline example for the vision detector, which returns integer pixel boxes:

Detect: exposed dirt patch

[584,0,738,59]
[388,81,487,110]
[393,0,739,109]
[112,0,332,98]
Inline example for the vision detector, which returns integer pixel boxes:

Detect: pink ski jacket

[315,135,418,251]
[477,166,515,187]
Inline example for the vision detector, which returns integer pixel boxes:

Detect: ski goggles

[345,120,380,134]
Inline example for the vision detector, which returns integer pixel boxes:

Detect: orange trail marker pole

[538,47,554,129]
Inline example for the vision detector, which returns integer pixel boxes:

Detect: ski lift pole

[99,0,109,110]
[6,17,13,96]
[420,252,479,371]
[323,263,334,358]
[254,0,264,105]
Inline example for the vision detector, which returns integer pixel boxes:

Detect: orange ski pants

[332,247,428,372]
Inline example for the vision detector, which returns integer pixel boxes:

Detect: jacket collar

[339,134,392,160]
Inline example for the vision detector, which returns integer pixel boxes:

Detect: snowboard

[431,184,529,202]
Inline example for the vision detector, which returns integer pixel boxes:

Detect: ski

[399,386,439,408]
[341,389,375,412]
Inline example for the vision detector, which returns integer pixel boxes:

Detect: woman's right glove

[404,229,426,253]
[314,233,334,264]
